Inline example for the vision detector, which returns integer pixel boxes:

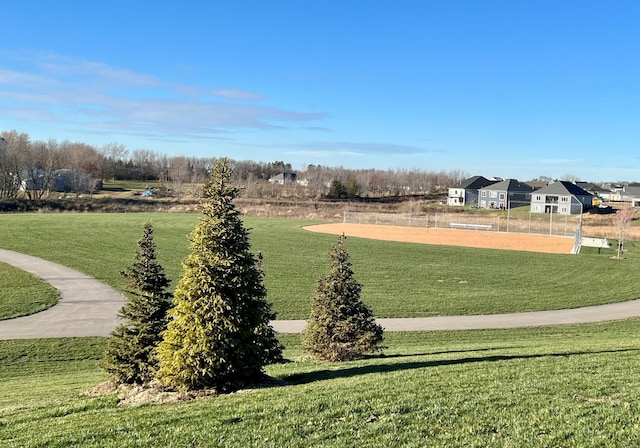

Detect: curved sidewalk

[0,249,127,339]
[1,248,640,339]
[271,298,640,333]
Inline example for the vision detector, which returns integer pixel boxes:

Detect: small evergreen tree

[100,222,172,385]
[326,179,347,199]
[156,158,283,392]
[302,234,384,361]
[345,175,361,198]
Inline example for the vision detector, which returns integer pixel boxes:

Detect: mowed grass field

[2,321,640,447]
[0,213,638,319]
[2,213,640,446]
[0,262,58,319]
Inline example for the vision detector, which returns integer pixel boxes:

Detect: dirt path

[305,223,575,254]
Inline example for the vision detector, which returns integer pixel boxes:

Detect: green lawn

[2,320,640,447]
[0,213,638,319]
[100,180,163,192]
[0,262,59,319]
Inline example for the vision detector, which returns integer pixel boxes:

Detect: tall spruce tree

[101,222,172,385]
[302,234,384,361]
[156,158,282,392]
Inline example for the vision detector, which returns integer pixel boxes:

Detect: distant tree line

[0,129,468,200]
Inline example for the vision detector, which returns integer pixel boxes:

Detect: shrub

[302,234,384,361]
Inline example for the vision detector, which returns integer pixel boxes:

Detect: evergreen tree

[100,222,172,385]
[156,158,283,392]
[302,235,384,361]
[326,179,347,199]
[345,175,361,198]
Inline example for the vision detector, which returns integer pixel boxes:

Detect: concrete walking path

[0,249,127,339]
[1,248,640,339]
[271,298,640,333]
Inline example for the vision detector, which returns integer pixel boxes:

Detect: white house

[530,181,592,215]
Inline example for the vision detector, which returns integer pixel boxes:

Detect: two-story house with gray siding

[478,179,536,210]
[530,181,593,215]
[447,176,498,206]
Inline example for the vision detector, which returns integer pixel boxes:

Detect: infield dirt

[305,223,575,254]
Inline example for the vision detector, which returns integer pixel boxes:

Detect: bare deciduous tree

[169,156,190,198]
[614,203,635,259]
[21,139,61,199]
[59,142,102,196]
[0,130,31,199]
[100,143,129,180]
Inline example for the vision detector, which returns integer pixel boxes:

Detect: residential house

[447,175,498,206]
[600,183,623,201]
[622,183,640,207]
[19,169,49,192]
[575,182,612,204]
[53,169,101,193]
[530,181,593,215]
[268,172,297,185]
[20,168,101,194]
[477,179,535,210]
[526,180,549,190]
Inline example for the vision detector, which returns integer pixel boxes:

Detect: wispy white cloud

[0,69,60,90]
[38,55,164,88]
[539,158,579,164]
[0,52,326,140]
[287,141,434,156]
[288,150,363,157]
[213,88,266,101]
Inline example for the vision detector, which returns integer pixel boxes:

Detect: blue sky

[1,1,639,181]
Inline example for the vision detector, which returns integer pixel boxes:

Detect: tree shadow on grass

[284,348,639,385]
[371,346,525,360]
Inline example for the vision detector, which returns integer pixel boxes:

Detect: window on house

[481,191,486,197]
[561,207,567,213]
[561,196,568,202]
[489,191,497,198]
[480,200,486,207]
[499,193,506,199]
[535,195,541,201]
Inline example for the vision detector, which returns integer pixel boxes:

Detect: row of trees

[0,131,104,199]
[1,129,467,200]
[101,159,383,393]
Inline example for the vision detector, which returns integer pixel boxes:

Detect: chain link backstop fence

[343,211,583,240]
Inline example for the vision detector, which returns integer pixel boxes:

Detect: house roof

[534,181,593,197]
[455,175,498,190]
[575,182,611,194]
[526,181,548,190]
[480,179,535,193]
[624,185,640,197]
